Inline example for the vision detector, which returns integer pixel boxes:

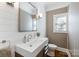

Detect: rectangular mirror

[19,2,37,32]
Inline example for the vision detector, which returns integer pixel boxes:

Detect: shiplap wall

[0,3,36,57]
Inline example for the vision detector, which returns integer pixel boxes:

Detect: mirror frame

[18,2,38,32]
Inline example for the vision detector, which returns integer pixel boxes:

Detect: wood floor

[46,50,68,57]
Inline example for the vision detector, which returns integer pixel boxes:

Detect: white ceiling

[44,2,69,11]
[31,2,69,11]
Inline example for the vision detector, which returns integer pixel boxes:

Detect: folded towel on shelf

[0,48,11,57]
[0,40,11,57]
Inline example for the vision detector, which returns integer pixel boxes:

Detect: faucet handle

[28,34,32,39]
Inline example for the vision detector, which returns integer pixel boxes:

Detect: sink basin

[15,38,48,57]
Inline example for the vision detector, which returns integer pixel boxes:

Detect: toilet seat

[48,44,57,50]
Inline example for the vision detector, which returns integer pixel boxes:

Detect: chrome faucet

[26,34,32,42]
[23,34,32,43]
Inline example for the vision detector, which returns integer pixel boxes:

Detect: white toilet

[47,44,58,57]
[48,44,58,50]
[47,44,71,57]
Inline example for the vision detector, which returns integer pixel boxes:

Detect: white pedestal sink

[15,38,48,57]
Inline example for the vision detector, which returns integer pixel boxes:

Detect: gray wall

[46,7,68,48]
[69,2,79,56]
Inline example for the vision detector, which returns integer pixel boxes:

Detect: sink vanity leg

[36,48,45,57]
[15,52,23,57]
[37,45,48,57]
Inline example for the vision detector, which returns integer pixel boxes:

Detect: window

[53,13,68,33]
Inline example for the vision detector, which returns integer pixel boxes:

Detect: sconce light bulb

[39,13,43,18]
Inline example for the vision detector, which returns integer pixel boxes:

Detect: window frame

[53,13,68,33]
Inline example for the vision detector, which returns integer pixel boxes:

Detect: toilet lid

[48,44,57,49]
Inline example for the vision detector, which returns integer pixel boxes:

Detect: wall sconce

[36,12,43,19]
[32,12,43,20]
[32,15,36,19]
[29,2,43,20]
[38,12,43,18]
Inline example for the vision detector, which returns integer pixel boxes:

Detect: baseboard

[69,49,79,57]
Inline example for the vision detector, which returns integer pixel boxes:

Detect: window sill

[53,32,68,34]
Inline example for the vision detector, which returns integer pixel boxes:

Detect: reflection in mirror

[19,2,37,32]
